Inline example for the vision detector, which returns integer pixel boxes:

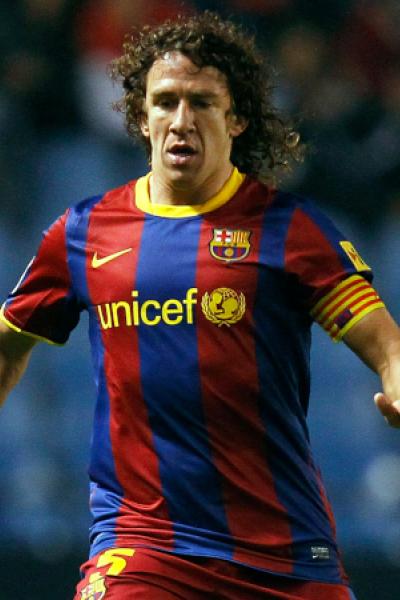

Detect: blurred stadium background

[0,0,399,598]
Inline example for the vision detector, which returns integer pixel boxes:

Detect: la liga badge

[209,228,251,262]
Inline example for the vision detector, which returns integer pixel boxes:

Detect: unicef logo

[95,287,247,330]
[201,287,246,327]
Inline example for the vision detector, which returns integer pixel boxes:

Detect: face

[140,52,247,202]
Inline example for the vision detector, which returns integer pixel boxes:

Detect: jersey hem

[89,541,349,586]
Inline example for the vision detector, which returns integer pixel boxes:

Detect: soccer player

[1,12,399,600]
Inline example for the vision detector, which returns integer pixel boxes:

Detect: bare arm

[0,320,37,407]
[343,307,400,427]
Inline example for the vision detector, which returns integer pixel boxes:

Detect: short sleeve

[285,199,384,341]
[0,212,81,345]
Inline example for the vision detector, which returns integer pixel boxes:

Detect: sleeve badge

[339,241,370,272]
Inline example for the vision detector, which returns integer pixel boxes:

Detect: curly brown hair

[110,11,303,181]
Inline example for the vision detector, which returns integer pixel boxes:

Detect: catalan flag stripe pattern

[310,274,384,341]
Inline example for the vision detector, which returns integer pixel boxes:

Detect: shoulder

[267,187,338,234]
[244,177,317,215]
[70,180,136,217]
[65,180,138,230]
[270,188,316,214]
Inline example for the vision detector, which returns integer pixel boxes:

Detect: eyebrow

[150,90,220,101]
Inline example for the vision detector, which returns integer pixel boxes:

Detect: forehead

[146,52,230,95]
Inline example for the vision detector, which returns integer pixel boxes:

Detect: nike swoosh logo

[92,248,132,268]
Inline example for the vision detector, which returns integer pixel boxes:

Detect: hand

[374,393,400,428]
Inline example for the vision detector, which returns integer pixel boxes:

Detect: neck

[149,165,234,206]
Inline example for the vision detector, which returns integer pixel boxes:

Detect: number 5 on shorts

[96,548,136,576]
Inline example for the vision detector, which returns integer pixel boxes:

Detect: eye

[154,96,176,110]
[192,98,211,109]
[159,100,173,109]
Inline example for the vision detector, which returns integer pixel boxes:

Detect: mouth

[167,144,198,165]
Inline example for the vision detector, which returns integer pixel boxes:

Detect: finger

[374,392,391,415]
[374,393,400,427]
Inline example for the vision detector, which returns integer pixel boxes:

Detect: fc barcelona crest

[80,572,107,600]
[209,228,251,262]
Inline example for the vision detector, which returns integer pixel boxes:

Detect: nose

[169,100,195,135]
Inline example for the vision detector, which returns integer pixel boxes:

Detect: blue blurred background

[0,1,399,598]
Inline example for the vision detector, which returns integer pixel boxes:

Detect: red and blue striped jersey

[1,168,383,583]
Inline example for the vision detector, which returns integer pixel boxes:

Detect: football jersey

[1,168,383,583]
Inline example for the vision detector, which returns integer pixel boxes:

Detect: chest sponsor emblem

[80,571,107,600]
[201,287,246,327]
[209,228,251,262]
[96,287,246,329]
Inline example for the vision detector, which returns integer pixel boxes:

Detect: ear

[140,111,150,138]
[228,114,248,138]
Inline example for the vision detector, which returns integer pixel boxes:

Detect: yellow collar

[134,168,245,218]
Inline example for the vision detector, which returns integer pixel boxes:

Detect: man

[1,12,399,600]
